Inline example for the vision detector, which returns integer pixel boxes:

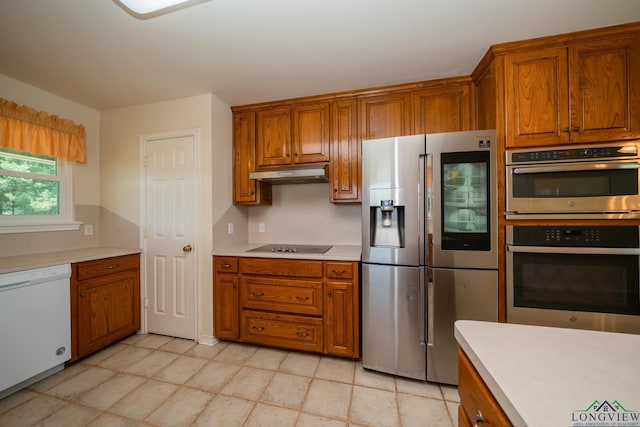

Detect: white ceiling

[1,0,639,111]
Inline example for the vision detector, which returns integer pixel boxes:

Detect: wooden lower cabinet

[458,349,512,427]
[213,256,360,358]
[70,254,141,362]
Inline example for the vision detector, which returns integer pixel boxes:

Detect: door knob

[182,244,193,253]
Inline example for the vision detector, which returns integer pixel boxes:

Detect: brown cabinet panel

[324,281,355,357]
[241,276,323,315]
[569,35,640,143]
[326,262,354,280]
[458,350,512,426]
[257,107,292,167]
[233,112,272,205]
[360,92,414,140]
[505,47,569,147]
[240,258,323,278]
[73,254,141,361]
[414,84,473,133]
[214,273,239,340]
[241,310,323,352]
[214,256,239,274]
[292,102,330,164]
[330,98,360,203]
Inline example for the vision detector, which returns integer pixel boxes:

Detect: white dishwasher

[0,264,71,399]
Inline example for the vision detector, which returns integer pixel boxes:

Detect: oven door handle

[507,245,640,255]
[511,161,640,175]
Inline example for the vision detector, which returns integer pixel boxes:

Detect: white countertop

[455,320,640,427]
[0,247,142,274]
[212,244,361,261]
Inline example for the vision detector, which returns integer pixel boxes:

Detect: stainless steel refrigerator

[361,130,498,385]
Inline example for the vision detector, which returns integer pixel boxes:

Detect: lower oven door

[507,245,640,333]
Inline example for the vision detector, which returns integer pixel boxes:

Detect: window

[0,148,79,233]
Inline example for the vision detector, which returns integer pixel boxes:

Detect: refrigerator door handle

[419,271,425,345]
[427,270,434,347]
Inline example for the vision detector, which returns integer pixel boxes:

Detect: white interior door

[144,133,197,340]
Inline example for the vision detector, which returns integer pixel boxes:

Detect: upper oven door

[506,159,640,217]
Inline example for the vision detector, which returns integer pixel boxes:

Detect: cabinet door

[330,98,360,203]
[504,47,570,147]
[360,92,414,140]
[324,280,355,357]
[569,35,640,143]
[78,271,139,357]
[214,273,240,340]
[233,112,272,205]
[257,107,292,167]
[414,84,474,133]
[292,102,330,164]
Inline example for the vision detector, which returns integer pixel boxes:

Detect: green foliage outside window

[0,148,60,216]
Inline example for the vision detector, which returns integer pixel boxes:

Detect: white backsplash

[248,183,361,245]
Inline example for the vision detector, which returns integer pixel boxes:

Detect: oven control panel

[510,226,639,248]
[506,143,639,164]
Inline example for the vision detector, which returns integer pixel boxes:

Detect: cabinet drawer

[458,350,512,427]
[214,256,239,273]
[241,277,323,315]
[326,262,353,279]
[240,258,323,278]
[241,310,323,352]
[76,254,140,281]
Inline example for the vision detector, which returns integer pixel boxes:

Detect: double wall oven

[505,142,640,334]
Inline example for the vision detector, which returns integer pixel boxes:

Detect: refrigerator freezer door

[362,264,426,380]
[426,268,498,385]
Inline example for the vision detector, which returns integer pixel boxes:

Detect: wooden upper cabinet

[292,102,330,164]
[359,92,413,140]
[504,34,640,148]
[330,98,360,203]
[414,84,474,133]
[569,35,640,143]
[233,111,272,205]
[257,107,292,167]
[504,47,569,147]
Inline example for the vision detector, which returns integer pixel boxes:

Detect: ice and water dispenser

[369,190,405,248]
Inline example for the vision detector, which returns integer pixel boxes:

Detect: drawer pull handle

[296,331,309,337]
[104,264,119,269]
[252,292,265,297]
[331,269,347,275]
[295,296,309,301]
[252,326,265,332]
[327,290,332,296]
[474,409,484,426]
[80,292,86,297]
[221,263,232,269]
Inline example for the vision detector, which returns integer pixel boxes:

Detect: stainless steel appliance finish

[424,130,498,385]
[246,244,333,254]
[361,130,498,385]
[505,142,640,219]
[249,165,329,184]
[506,225,640,334]
[361,134,426,380]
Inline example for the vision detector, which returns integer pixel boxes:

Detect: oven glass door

[511,251,640,315]
[511,166,638,199]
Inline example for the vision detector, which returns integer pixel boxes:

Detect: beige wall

[248,184,361,245]
[100,93,226,344]
[0,74,101,257]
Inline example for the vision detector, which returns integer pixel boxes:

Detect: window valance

[0,97,87,163]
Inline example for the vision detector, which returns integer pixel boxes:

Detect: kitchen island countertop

[455,320,640,427]
[213,244,361,261]
[0,247,142,274]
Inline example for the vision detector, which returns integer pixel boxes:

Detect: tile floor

[0,334,460,427]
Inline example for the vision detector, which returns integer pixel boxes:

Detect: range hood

[249,165,329,184]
